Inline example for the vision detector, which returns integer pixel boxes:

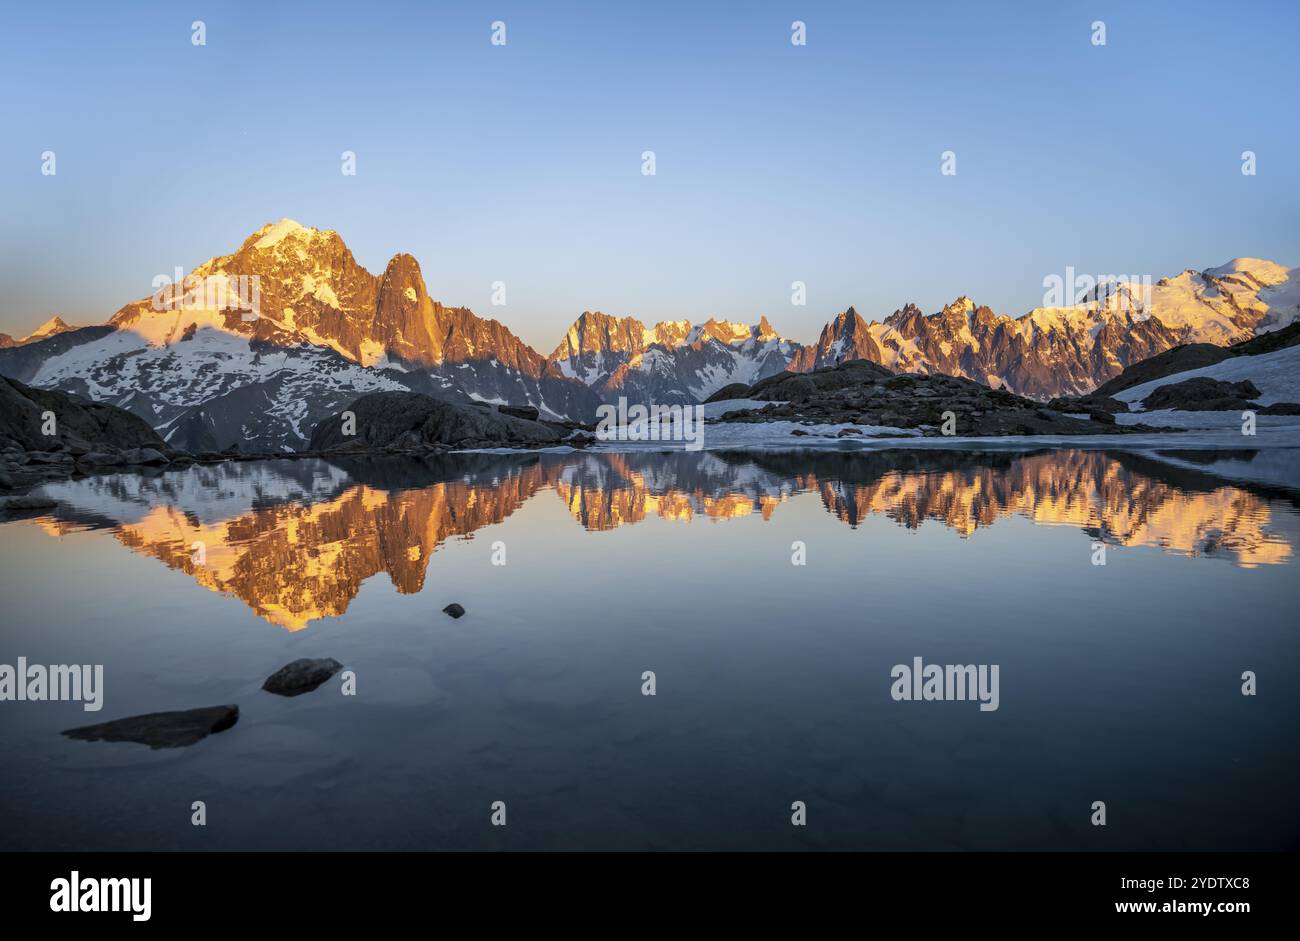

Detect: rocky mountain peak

[21,316,75,342]
[942,296,976,317]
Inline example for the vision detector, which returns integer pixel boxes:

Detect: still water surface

[1,448,1297,849]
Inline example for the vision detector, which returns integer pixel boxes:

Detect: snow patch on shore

[1117,344,1300,408]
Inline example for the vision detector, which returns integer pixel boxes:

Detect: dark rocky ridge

[0,376,183,491]
[1143,378,1262,412]
[1094,321,1300,397]
[703,383,753,403]
[309,391,570,453]
[0,375,165,452]
[713,360,1167,437]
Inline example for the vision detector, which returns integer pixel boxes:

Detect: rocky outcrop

[0,375,165,453]
[309,392,566,452]
[715,360,1164,437]
[1142,377,1262,411]
[0,374,188,491]
[703,383,753,403]
[1094,322,1300,398]
[62,705,239,749]
[0,376,181,489]
[1045,394,1129,417]
[1092,343,1234,396]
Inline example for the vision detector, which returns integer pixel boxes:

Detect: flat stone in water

[62,705,239,749]
[442,603,465,619]
[261,657,344,697]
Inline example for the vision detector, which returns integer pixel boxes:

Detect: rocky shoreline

[710,360,1172,438]
[5,353,1296,512]
[0,382,596,506]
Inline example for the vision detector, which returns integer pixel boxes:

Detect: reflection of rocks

[63,705,239,749]
[262,658,343,697]
[0,494,58,519]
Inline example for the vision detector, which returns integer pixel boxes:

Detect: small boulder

[442,603,466,619]
[261,658,344,697]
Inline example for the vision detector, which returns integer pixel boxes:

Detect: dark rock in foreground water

[62,705,239,749]
[443,603,466,619]
[261,658,344,697]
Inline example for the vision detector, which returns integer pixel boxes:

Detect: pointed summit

[23,316,73,341]
[788,306,882,371]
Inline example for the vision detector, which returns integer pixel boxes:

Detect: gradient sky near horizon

[2,0,1297,351]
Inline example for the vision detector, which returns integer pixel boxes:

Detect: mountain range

[2,218,1296,452]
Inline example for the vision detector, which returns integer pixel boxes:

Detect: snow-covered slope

[1116,342,1300,409]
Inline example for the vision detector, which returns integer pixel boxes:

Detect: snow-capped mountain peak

[547,312,798,404]
[250,217,321,250]
[10,220,601,451]
[23,316,75,342]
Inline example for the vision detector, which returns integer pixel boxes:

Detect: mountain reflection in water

[28,449,1300,629]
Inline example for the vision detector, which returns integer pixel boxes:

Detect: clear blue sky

[2,0,1296,350]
